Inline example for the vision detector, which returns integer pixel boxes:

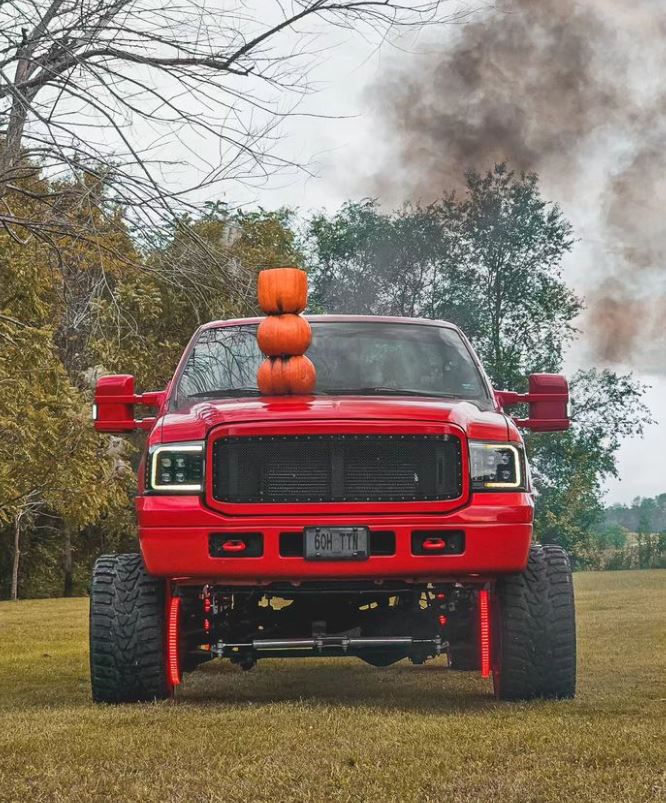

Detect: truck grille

[212,434,462,503]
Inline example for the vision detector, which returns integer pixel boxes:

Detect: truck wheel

[448,642,479,671]
[90,553,170,703]
[539,545,576,699]
[448,603,480,671]
[492,545,549,701]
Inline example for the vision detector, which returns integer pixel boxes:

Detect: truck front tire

[90,553,171,703]
[540,544,577,699]
[493,544,576,701]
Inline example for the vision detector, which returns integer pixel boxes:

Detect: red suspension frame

[478,588,491,679]
[166,594,182,689]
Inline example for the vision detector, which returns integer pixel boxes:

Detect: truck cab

[90,315,576,703]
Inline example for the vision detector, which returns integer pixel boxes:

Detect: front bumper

[137,493,533,584]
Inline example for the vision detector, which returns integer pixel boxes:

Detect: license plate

[304,527,369,561]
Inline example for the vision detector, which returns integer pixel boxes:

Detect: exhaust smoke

[368,0,666,372]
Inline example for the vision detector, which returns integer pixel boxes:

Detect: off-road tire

[90,553,170,703]
[448,642,480,671]
[448,602,480,671]
[540,545,576,699]
[493,544,550,701]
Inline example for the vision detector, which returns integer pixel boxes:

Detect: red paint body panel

[137,492,534,528]
[137,493,534,583]
[155,395,510,446]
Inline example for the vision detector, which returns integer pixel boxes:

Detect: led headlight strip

[149,442,204,493]
[469,442,524,491]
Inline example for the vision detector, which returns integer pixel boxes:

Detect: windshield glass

[174,321,491,408]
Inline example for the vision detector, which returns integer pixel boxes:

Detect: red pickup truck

[90,315,576,702]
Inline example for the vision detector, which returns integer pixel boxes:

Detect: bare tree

[0,1,452,246]
[10,490,40,600]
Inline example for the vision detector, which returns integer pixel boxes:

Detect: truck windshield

[174,321,491,408]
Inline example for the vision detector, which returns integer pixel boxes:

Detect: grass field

[0,571,665,803]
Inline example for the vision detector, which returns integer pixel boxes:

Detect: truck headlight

[148,442,204,493]
[469,442,525,491]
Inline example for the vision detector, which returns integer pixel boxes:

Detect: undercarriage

[177,582,483,673]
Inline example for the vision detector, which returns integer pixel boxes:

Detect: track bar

[213,635,444,656]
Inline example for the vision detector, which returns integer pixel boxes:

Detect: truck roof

[199,314,460,331]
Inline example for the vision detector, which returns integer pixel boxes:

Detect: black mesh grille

[212,435,462,503]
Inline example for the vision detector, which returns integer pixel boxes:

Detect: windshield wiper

[188,387,262,398]
[318,386,466,399]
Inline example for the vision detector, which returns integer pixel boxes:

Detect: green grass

[0,571,665,802]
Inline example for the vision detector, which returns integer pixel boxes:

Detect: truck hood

[155,395,511,443]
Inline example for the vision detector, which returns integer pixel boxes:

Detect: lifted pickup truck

[90,315,575,702]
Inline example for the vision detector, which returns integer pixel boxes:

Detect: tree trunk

[11,511,22,601]
[63,527,74,597]
[0,27,42,188]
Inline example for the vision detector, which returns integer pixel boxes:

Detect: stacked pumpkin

[256,267,316,395]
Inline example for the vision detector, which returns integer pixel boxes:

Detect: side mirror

[495,373,569,432]
[93,374,166,433]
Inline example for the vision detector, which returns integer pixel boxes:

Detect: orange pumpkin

[257,267,308,314]
[257,356,316,395]
[283,355,316,394]
[257,313,312,357]
[257,358,290,395]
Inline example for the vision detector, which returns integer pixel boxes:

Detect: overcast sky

[155,9,663,507]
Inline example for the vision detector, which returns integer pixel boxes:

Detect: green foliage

[529,368,652,565]
[88,206,302,390]
[308,165,582,389]
[0,172,302,598]
[429,166,581,389]
[605,493,666,533]
[308,199,445,317]
[0,178,139,597]
[595,523,628,550]
[592,494,666,570]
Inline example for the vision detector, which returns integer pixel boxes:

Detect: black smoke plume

[369,0,666,372]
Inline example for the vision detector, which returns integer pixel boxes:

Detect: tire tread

[494,544,576,701]
[89,553,169,703]
[540,544,577,699]
[494,545,549,700]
